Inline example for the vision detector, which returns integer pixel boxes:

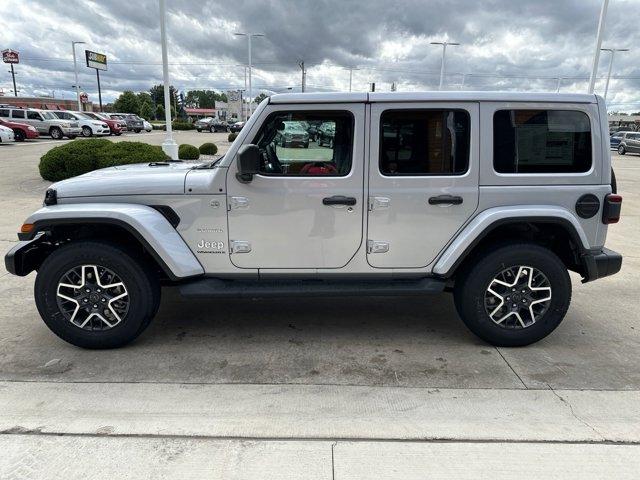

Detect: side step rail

[179,277,446,298]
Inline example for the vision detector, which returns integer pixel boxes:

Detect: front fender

[18,203,204,279]
[432,206,591,277]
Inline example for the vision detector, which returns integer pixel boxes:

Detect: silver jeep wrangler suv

[5,92,622,349]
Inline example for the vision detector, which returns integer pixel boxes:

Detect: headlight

[28,126,36,132]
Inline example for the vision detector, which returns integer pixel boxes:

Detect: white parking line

[5,132,164,146]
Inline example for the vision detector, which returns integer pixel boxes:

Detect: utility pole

[159,0,178,159]
[71,41,86,110]
[588,0,610,93]
[431,41,460,90]
[9,64,17,96]
[601,47,630,100]
[235,32,265,117]
[298,61,306,92]
[556,77,563,93]
[345,66,359,92]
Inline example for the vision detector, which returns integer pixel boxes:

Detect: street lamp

[588,0,610,93]
[344,66,360,92]
[234,32,264,117]
[601,47,630,100]
[71,41,86,110]
[431,41,460,90]
[158,0,178,159]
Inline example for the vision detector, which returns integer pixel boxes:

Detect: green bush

[228,132,238,142]
[172,121,195,130]
[178,144,200,160]
[39,139,169,181]
[199,142,218,155]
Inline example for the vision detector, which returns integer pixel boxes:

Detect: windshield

[41,111,56,120]
[73,112,91,119]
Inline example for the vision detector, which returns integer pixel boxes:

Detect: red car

[0,117,39,141]
[82,111,126,135]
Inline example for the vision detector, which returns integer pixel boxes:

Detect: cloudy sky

[2,0,639,111]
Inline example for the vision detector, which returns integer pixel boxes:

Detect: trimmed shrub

[199,142,218,155]
[39,139,112,181]
[172,121,195,130]
[178,144,200,160]
[39,139,169,181]
[228,132,238,142]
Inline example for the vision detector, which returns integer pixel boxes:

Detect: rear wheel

[453,243,571,347]
[13,129,25,141]
[35,241,160,349]
[210,126,216,133]
[50,127,63,140]
[618,145,626,155]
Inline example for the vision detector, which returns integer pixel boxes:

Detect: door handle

[428,195,463,206]
[322,195,357,206]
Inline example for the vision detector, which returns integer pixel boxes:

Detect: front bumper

[5,232,48,276]
[582,247,622,283]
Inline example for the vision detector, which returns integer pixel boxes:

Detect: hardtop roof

[268,91,598,104]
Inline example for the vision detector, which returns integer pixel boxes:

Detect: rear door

[367,102,479,268]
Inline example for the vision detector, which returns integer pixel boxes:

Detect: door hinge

[369,196,391,211]
[230,240,252,254]
[367,240,389,254]
[228,196,249,211]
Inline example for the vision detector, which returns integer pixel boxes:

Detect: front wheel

[82,126,92,137]
[34,241,160,349]
[618,145,626,155]
[453,243,571,347]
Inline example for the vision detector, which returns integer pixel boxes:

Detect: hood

[53,161,198,198]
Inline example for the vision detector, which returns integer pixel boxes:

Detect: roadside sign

[80,92,89,104]
[2,49,19,64]
[85,50,107,71]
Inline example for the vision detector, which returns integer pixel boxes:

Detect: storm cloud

[2,0,639,110]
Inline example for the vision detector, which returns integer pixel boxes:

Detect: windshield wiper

[194,155,225,169]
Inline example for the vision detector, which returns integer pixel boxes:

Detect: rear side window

[12,110,25,119]
[493,110,592,174]
[380,110,470,175]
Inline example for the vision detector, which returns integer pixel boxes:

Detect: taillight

[603,194,622,224]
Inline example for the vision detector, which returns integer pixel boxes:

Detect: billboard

[85,50,107,71]
[2,49,19,64]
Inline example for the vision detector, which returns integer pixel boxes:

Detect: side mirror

[236,144,260,183]
[276,121,285,131]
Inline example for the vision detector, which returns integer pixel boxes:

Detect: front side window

[379,110,470,175]
[493,110,592,174]
[252,111,354,176]
[27,111,42,120]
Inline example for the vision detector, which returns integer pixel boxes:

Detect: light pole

[601,48,629,100]
[345,66,360,92]
[588,0,610,93]
[431,41,460,90]
[159,0,178,159]
[235,32,264,117]
[71,41,85,110]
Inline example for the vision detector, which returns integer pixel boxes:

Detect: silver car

[2,108,81,139]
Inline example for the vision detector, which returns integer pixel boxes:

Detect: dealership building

[0,96,97,112]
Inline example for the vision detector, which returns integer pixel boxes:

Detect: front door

[367,102,479,268]
[227,104,365,269]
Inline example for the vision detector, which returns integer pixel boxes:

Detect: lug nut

[83,299,88,303]
[93,304,98,308]
[101,298,106,303]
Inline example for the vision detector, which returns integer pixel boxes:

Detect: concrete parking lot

[1,133,639,478]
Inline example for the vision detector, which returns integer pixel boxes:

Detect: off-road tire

[453,243,571,347]
[35,241,160,349]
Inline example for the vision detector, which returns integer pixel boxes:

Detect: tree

[253,92,269,105]
[139,101,154,120]
[155,104,165,120]
[113,91,139,114]
[149,84,177,107]
[137,92,153,107]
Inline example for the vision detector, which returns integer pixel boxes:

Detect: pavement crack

[547,384,606,441]
[331,441,337,480]
[495,347,527,389]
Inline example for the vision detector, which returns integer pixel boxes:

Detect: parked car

[317,121,336,147]
[195,117,228,133]
[229,121,245,133]
[615,131,640,155]
[51,111,110,137]
[0,117,39,141]
[0,124,15,143]
[275,121,309,148]
[113,113,144,133]
[82,111,126,136]
[5,91,622,349]
[0,107,80,139]
[143,120,153,132]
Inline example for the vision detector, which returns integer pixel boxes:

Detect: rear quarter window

[493,109,592,174]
